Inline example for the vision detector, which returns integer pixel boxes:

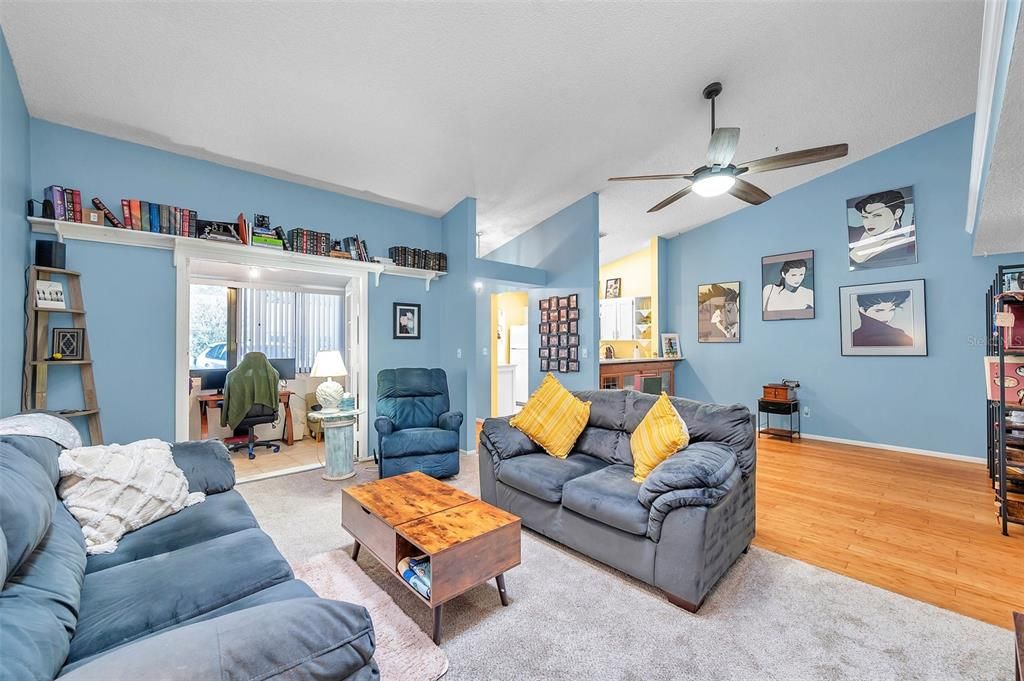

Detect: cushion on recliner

[496,453,606,503]
[562,465,649,536]
[69,527,292,663]
[84,489,259,574]
[380,427,459,458]
[0,440,57,580]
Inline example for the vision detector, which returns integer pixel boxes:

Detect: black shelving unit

[985,263,1024,535]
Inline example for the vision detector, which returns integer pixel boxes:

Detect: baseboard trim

[236,462,324,484]
[460,448,477,456]
[797,432,984,465]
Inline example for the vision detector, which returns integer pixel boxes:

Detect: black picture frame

[540,299,550,311]
[393,303,421,339]
[569,320,578,334]
[559,359,569,373]
[761,249,815,321]
[558,321,569,334]
[51,327,84,361]
[569,346,578,361]
[568,360,580,372]
[567,333,580,347]
[569,293,578,307]
[605,278,621,299]
[540,334,549,347]
[558,297,570,309]
[558,347,569,359]
[567,308,579,321]
[548,296,559,309]
[539,322,550,335]
[540,359,550,372]
[549,334,560,347]
[539,347,549,359]
[559,334,569,347]
[540,310,549,322]
[559,308,569,322]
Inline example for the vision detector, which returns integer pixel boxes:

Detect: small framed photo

[541,310,549,323]
[568,293,578,307]
[393,303,421,339]
[549,334,560,347]
[540,334,549,347]
[569,346,578,361]
[540,359,550,372]
[567,334,580,347]
[35,280,66,310]
[568,360,580,372]
[558,321,569,334]
[559,308,569,322]
[567,308,579,321]
[540,299,550,311]
[558,347,569,359]
[548,295,559,309]
[558,297,569,308]
[559,334,569,347]
[51,328,84,360]
[661,333,681,358]
[539,347,549,359]
[539,322,550,334]
[559,359,569,373]
[605,278,621,299]
[839,279,927,356]
[568,320,578,334]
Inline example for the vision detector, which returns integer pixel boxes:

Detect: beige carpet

[294,549,448,681]
[240,455,1016,680]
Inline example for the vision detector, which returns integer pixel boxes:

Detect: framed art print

[539,323,550,335]
[51,328,84,360]
[539,347,549,359]
[847,186,916,271]
[569,294,578,307]
[697,282,740,343]
[558,297,569,309]
[540,359,550,372]
[540,299,550,311]
[567,308,579,321]
[559,359,569,373]
[661,333,681,358]
[393,303,421,339]
[605,278,621,299]
[839,279,927,356]
[568,360,580,372]
[762,250,814,320]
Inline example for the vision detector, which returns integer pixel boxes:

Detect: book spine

[120,199,132,228]
[159,204,169,234]
[63,189,73,221]
[51,186,66,220]
[140,201,153,232]
[130,200,142,230]
[72,190,82,222]
[189,210,198,238]
[92,198,125,228]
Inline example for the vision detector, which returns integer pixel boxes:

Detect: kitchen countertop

[599,357,683,365]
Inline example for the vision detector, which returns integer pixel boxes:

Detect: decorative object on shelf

[34,240,66,269]
[762,249,814,320]
[997,295,1024,351]
[312,350,348,413]
[198,219,243,243]
[983,356,1024,405]
[51,328,84,361]
[847,186,917,271]
[90,198,126,229]
[839,279,927,356]
[34,280,66,310]
[393,302,421,340]
[605,278,621,299]
[81,208,103,226]
[661,333,681,358]
[388,246,448,272]
[697,282,740,343]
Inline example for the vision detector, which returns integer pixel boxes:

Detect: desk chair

[228,404,280,459]
[222,352,282,459]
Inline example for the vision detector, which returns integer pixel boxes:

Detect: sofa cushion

[0,440,57,580]
[69,527,292,663]
[380,427,459,458]
[0,501,86,681]
[510,373,590,458]
[496,453,606,503]
[572,427,633,466]
[84,489,259,574]
[481,417,541,460]
[562,465,649,536]
[169,440,236,494]
[57,598,377,681]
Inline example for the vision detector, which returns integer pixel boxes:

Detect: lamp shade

[311,350,347,378]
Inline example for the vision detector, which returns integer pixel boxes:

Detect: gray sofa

[0,434,378,681]
[479,389,755,611]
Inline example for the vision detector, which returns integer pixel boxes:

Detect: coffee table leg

[432,605,443,645]
[496,573,509,606]
[351,541,361,562]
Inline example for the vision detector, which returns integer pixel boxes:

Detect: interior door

[344,278,367,460]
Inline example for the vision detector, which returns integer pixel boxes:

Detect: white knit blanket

[58,439,205,554]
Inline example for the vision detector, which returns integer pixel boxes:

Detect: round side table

[307,409,363,480]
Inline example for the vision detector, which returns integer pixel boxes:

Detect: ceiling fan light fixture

[691,169,736,197]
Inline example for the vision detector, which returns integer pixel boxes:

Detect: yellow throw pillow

[509,373,590,459]
[631,392,690,482]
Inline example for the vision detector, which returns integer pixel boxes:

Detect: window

[189,285,229,369]
[238,288,344,373]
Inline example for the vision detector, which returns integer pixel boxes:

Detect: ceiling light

[248,266,259,279]
[691,170,736,197]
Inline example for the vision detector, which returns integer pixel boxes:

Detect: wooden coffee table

[341,471,521,644]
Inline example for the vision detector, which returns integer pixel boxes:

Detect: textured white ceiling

[0,2,983,263]
[974,18,1024,256]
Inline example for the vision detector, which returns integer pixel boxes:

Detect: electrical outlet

[456,348,462,359]
[482,347,488,356]
[803,406,810,418]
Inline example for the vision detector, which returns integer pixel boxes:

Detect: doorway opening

[491,291,529,417]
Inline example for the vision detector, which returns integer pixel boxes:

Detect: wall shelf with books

[28,218,446,291]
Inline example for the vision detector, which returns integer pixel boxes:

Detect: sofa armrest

[57,598,377,681]
[438,410,464,433]
[480,417,540,461]
[645,467,742,542]
[637,442,737,509]
[170,440,235,494]
[374,416,395,437]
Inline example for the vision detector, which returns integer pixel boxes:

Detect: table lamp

[312,350,347,413]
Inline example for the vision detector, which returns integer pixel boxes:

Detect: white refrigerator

[509,325,530,410]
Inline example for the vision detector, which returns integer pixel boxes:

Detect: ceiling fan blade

[738,143,848,175]
[706,127,740,167]
[608,173,693,182]
[647,185,693,213]
[728,178,771,205]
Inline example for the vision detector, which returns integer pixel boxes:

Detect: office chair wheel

[272,444,280,453]
[248,450,256,460]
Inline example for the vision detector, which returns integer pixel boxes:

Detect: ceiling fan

[609,82,849,213]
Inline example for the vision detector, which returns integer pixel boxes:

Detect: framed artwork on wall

[839,279,927,356]
[605,278,622,299]
[540,299,550,311]
[51,328,84,360]
[762,249,814,321]
[540,359,550,372]
[697,282,740,343]
[569,294,578,307]
[393,303,421,339]
[847,186,916,271]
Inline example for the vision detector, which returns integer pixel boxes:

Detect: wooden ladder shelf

[21,265,103,444]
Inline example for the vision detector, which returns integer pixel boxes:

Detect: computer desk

[196,390,295,445]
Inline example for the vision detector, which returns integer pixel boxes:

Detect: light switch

[580,347,588,359]
[482,347,488,356]
[456,348,462,359]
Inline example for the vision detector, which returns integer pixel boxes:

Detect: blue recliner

[374,368,463,479]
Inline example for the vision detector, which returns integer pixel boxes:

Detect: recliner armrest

[438,411,464,433]
[374,416,395,437]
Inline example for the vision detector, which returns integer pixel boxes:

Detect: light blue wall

[664,115,1022,459]
[28,121,445,446]
[485,193,600,393]
[0,28,31,417]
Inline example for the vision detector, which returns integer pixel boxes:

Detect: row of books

[388,246,448,272]
[339,236,370,261]
[119,199,198,236]
[43,186,83,222]
[287,228,331,256]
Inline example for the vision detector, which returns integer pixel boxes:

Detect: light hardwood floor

[230,437,324,482]
[754,436,1024,630]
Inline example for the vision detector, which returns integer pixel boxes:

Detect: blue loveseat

[375,368,464,478]
[0,434,378,681]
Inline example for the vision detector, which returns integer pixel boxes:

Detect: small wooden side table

[308,409,363,480]
[757,398,801,442]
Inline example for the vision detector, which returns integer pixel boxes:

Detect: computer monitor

[268,358,296,380]
[190,368,228,393]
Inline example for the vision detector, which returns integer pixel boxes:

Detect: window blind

[238,288,343,373]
